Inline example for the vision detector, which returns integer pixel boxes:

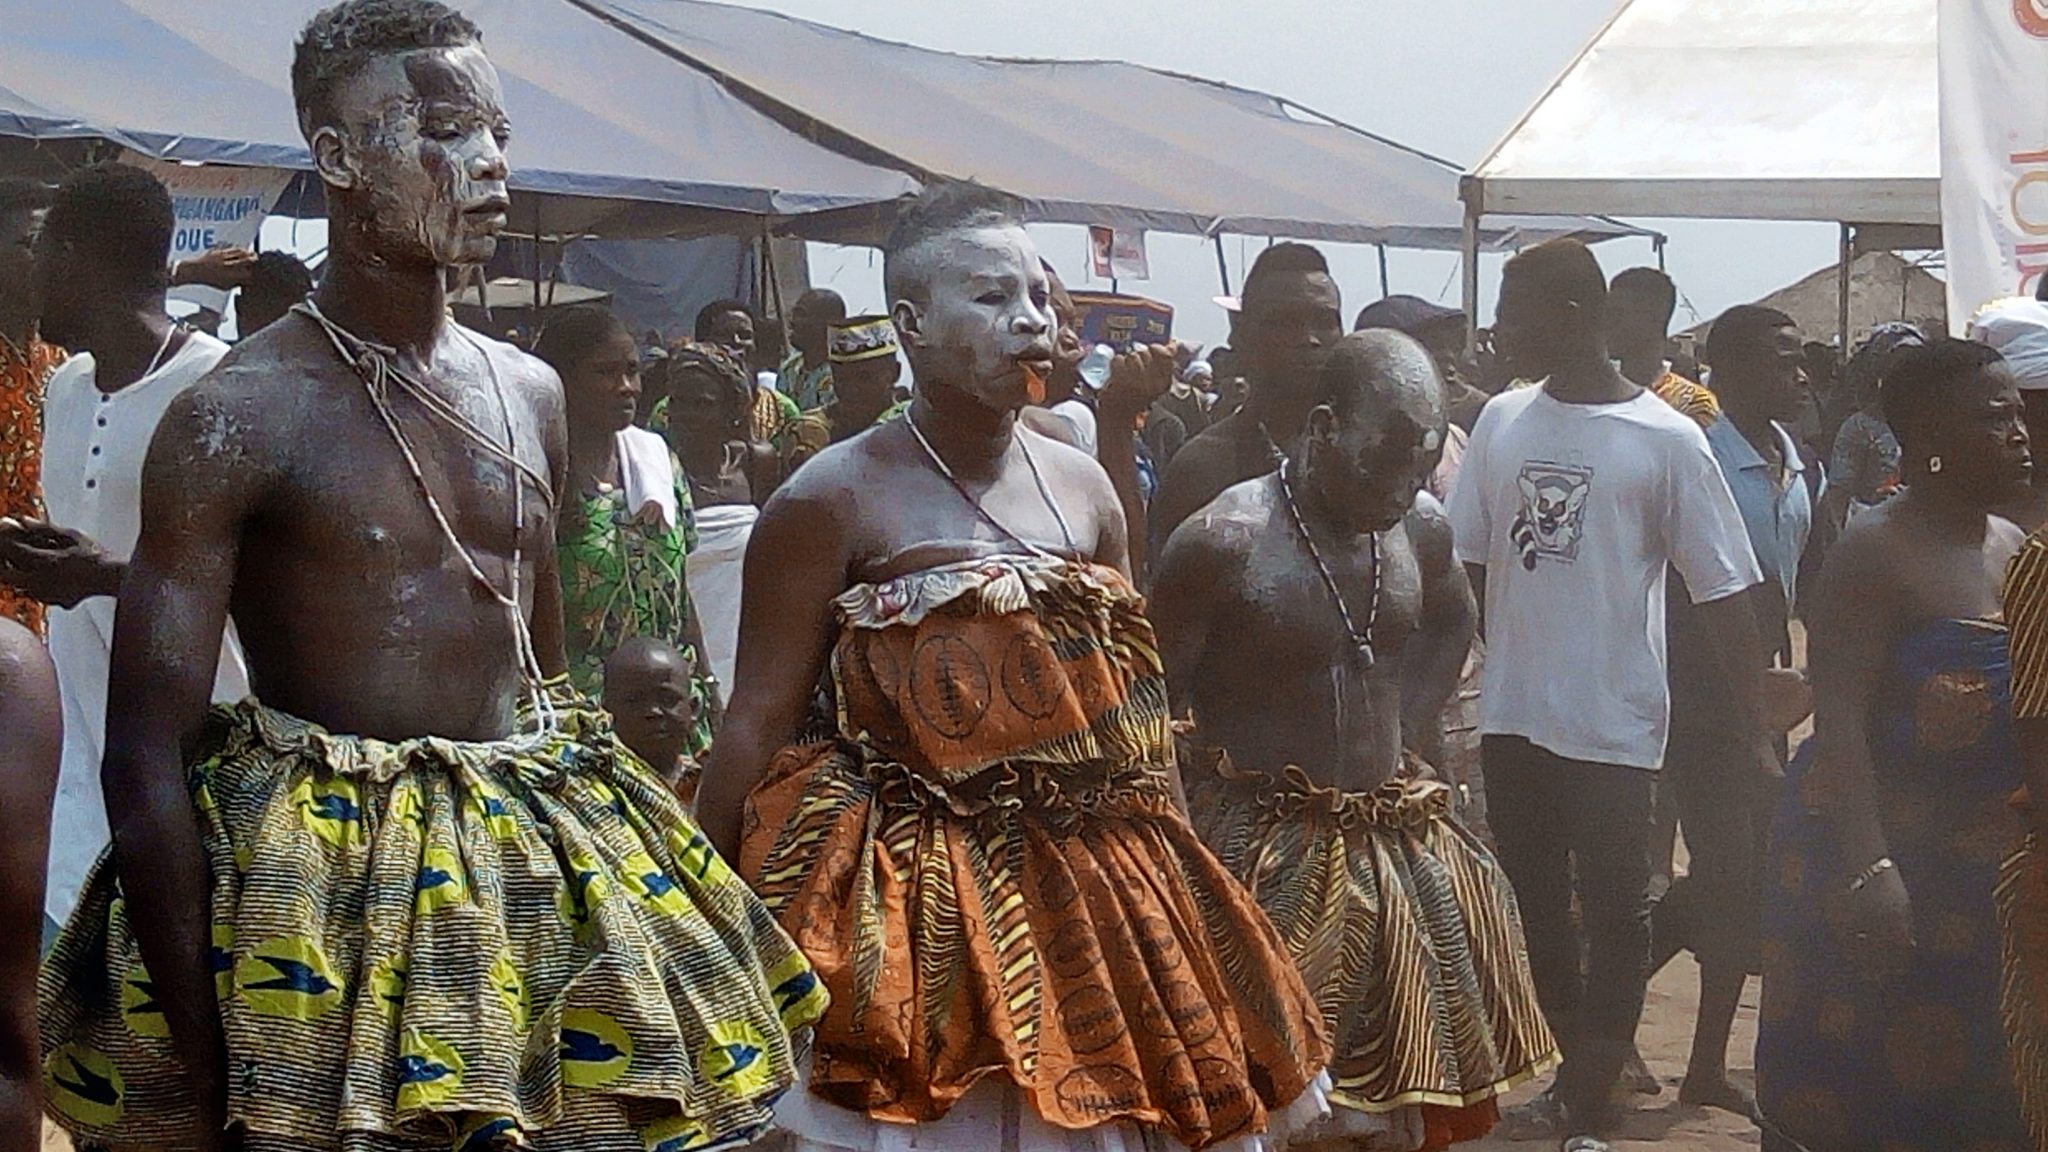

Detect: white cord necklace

[293,300,558,735]
[904,411,1077,557]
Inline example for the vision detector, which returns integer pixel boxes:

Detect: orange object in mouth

[1024,363,1047,406]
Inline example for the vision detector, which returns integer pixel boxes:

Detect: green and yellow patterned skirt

[39,686,826,1152]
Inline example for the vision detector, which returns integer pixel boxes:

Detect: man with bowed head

[701,181,1329,1151]
[34,3,822,1150]
[1152,329,1556,1150]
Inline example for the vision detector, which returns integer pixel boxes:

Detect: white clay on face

[918,224,1054,408]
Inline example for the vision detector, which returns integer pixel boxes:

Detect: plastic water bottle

[1078,344,1115,392]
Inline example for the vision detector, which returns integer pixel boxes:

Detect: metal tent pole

[1212,233,1232,296]
[1377,244,1390,297]
[1838,223,1854,356]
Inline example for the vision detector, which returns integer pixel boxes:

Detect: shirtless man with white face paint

[35,4,822,1150]
[701,183,1328,1152]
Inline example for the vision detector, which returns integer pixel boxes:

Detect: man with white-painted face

[1152,331,1556,1149]
[700,183,1327,1151]
[35,4,822,1150]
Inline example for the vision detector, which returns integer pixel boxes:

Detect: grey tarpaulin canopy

[573,0,1655,253]
[0,0,921,238]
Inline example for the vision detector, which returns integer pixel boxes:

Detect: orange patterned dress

[740,557,1328,1150]
[0,333,62,634]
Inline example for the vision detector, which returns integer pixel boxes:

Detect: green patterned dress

[556,464,716,755]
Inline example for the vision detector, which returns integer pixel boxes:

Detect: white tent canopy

[1465,0,1938,226]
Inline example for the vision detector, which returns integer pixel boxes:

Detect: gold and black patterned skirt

[1188,760,1556,1129]
[1997,834,2048,1152]
[39,685,826,1152]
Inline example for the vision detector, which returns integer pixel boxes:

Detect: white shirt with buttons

[40,331,251,923]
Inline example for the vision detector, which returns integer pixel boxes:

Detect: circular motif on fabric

[1000,631,1067,720]
[457,1115,522,1152]
[641,1115,715,1152]
[415,846,469,915]
[1157,977,1220,1048]
[700,1019,773,1097]
[1047,917,1106,980]
[396,1031,466,1110]
[120,963,168,1038]
[1132,914,1188,970]
[1055,1063,1146,1119]
[369,959,409,1019]
[669,826,736,888]
[863,638,904,706]
[237,936,346,1021]
[1057,983,1130,1055]
[44,1044,124,1127]
[560,1009,634,1087]
[1884,1002,1970,1094]
[1914,670,1993,753]
[908,633,992,739]
[491,951,532,1032]
[1036,860,1082,912]
[210,923,236,1003]
[1191,1055,1256,1137]
[622,850,693,918]
[294,774,366,849]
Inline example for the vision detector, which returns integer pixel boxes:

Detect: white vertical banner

[120,153,291,313]
[1940,0,2048,331]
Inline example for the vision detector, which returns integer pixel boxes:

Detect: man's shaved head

[1303,331,1448,533]
[1316,329,1445,430]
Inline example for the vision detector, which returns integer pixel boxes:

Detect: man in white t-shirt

[0,164,247,930]
[1447,240,1768,1148]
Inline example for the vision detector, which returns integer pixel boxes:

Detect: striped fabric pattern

[738,557,1329,1151]
[2006,532,2048,721]
[1996,836,2048,1152]
[1188,761,1556,1132]
[39,683,824,1152]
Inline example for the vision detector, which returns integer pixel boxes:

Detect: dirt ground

[1469,956,1764,1152]
[41,959,1763,1152]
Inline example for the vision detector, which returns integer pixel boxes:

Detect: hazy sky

[729,0,1843,353]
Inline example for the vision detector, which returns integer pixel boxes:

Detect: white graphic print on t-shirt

[1511,461,1593,569]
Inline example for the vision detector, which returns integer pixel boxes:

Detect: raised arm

[101,386,269,1142]
[1402,495,1476,767]
[0,620,60,1152]
[696,481,851,862]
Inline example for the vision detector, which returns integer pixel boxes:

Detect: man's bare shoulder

[456,323,563,418]
[169,318,347,455]
[1163,411,1254,477]
[1161,474,1273,568]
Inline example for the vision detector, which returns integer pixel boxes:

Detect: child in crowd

[603,636,702,803]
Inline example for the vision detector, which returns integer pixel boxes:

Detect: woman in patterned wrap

[1756,338,2035,1150]
[697,183,1330,1152]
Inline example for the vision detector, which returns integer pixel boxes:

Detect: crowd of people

[0,3,2044,1152]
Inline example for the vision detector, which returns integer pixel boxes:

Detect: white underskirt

[756,1065,1338,1152]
